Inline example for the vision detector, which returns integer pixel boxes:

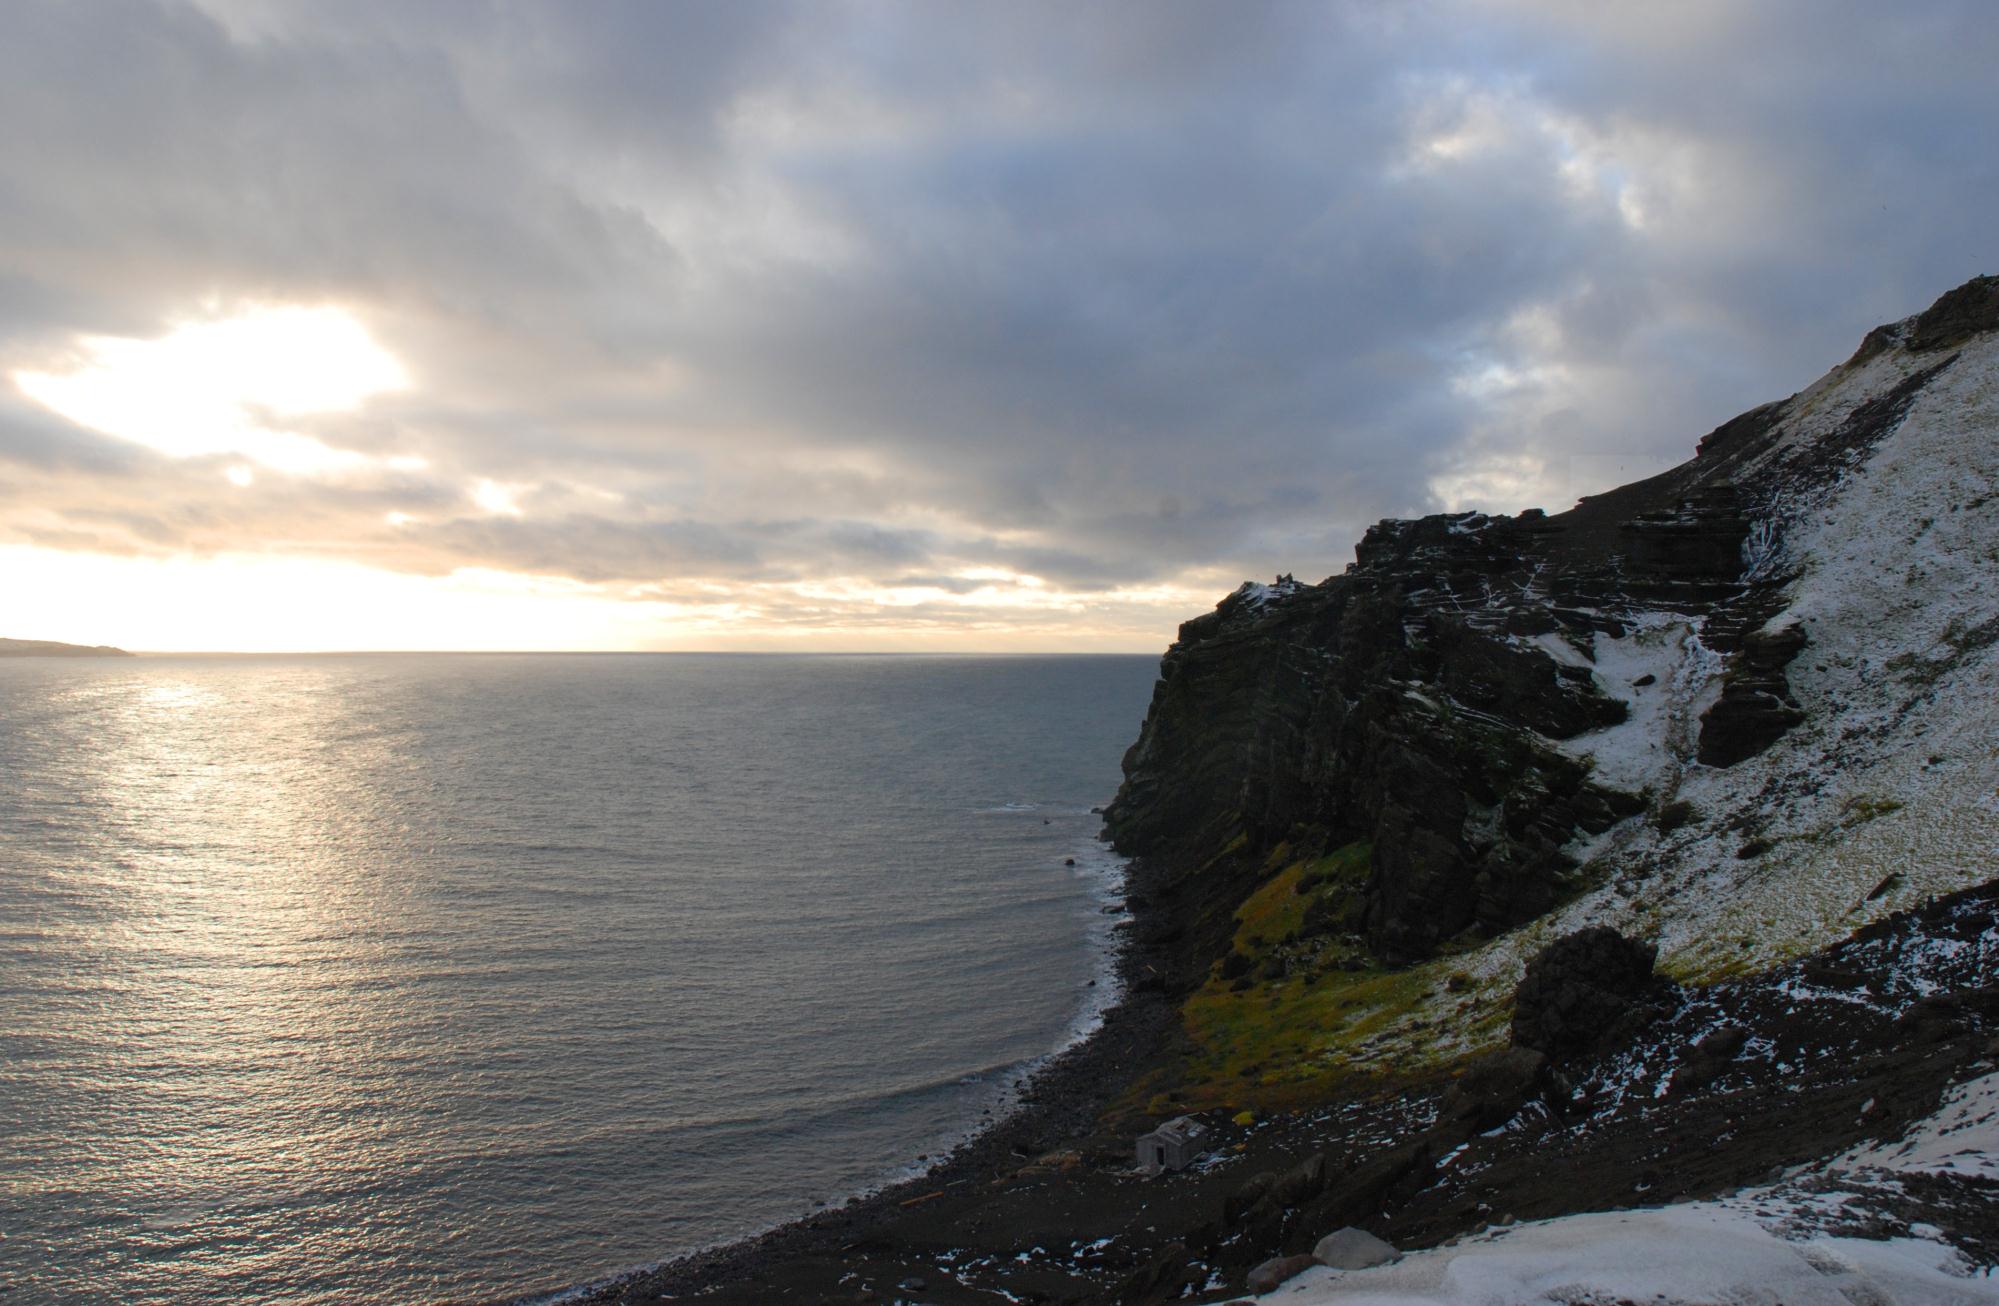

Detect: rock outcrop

[1510,927,1664,1061]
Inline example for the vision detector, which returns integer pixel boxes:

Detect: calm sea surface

[0,653,1158,1304]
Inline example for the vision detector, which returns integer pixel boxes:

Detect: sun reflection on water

[0,652,1154,1305]
[10,662,445,1298]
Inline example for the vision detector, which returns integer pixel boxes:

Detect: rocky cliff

[1107,276,1999,999]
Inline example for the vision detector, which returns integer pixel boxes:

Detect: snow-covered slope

[1254,1072,1999,1305]
[1511,309,1999,981]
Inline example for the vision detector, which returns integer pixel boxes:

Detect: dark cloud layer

[2,0,1994,643]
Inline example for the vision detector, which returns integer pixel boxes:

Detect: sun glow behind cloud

[0,299,1228,650]
[13,306,412,476]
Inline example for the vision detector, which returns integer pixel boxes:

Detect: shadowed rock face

[1103,463,1758,962]
[1696,618,1807,767]
[1105,275,1992,965]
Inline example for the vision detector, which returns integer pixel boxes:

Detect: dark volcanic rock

[1103,544,1658,963]
[1115,1241,1195,1303]
[1666,1024,1751,1097]
[1906,273,1999,352]
[1099,445,1753,966]
[1511,927,1664,1061]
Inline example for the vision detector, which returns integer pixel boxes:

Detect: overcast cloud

[2,1,1994,647]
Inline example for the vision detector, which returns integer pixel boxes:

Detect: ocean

[0,652,1159,1304]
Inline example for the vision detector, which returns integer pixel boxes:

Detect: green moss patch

[1174,841,1510,1108]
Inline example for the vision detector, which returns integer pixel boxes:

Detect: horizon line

[104,647,1165,658]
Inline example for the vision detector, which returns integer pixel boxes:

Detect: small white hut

[1134,1115,1208,1173]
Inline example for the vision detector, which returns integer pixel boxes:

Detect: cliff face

[1107,275,1999,972]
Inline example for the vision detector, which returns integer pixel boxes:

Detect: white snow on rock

[1253,1075,1999,1304]
[1842,1071,1999,1184]
[1235,576,1308,611]
[1554,614,1718,794]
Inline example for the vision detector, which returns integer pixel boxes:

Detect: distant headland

[0,637,133,657]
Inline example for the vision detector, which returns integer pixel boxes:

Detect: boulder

[1511,927,1662,1061]
[1289,1138,1435,1237]
[1667,1025,1750,1097]
[1440,1047,1550,1132]
[1312,1226,1398,1270]
[1244,1253,1319,1294]
[1267,1152,1328,1208]
[1895,986,1999,1043]
[1222,1171,1277,1225]
[1114,1241,1193,1303]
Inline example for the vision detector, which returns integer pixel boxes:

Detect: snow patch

[1257,1211,1989,1304]
[1842,1072,1999,1183]
[1553,615,1718,794]
[1236,575,1307,611]
[1255,1075,1999,1302]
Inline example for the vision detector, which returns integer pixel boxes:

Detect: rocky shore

[547,275,1999,1304]
[552,878,1998,1305]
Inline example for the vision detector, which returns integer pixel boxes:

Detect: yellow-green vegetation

[1840,796,1905,826]
[1172,842,1512,1109]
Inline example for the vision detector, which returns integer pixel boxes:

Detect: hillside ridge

[0,637,133,657]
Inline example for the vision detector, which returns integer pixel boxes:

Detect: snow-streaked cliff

[1105,275,1999,1077]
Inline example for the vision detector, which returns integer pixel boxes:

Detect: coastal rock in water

[1311,1226,1398,1270]
[1511,928,1663,1061]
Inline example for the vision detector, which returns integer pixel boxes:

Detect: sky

[2,1,1994,652]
